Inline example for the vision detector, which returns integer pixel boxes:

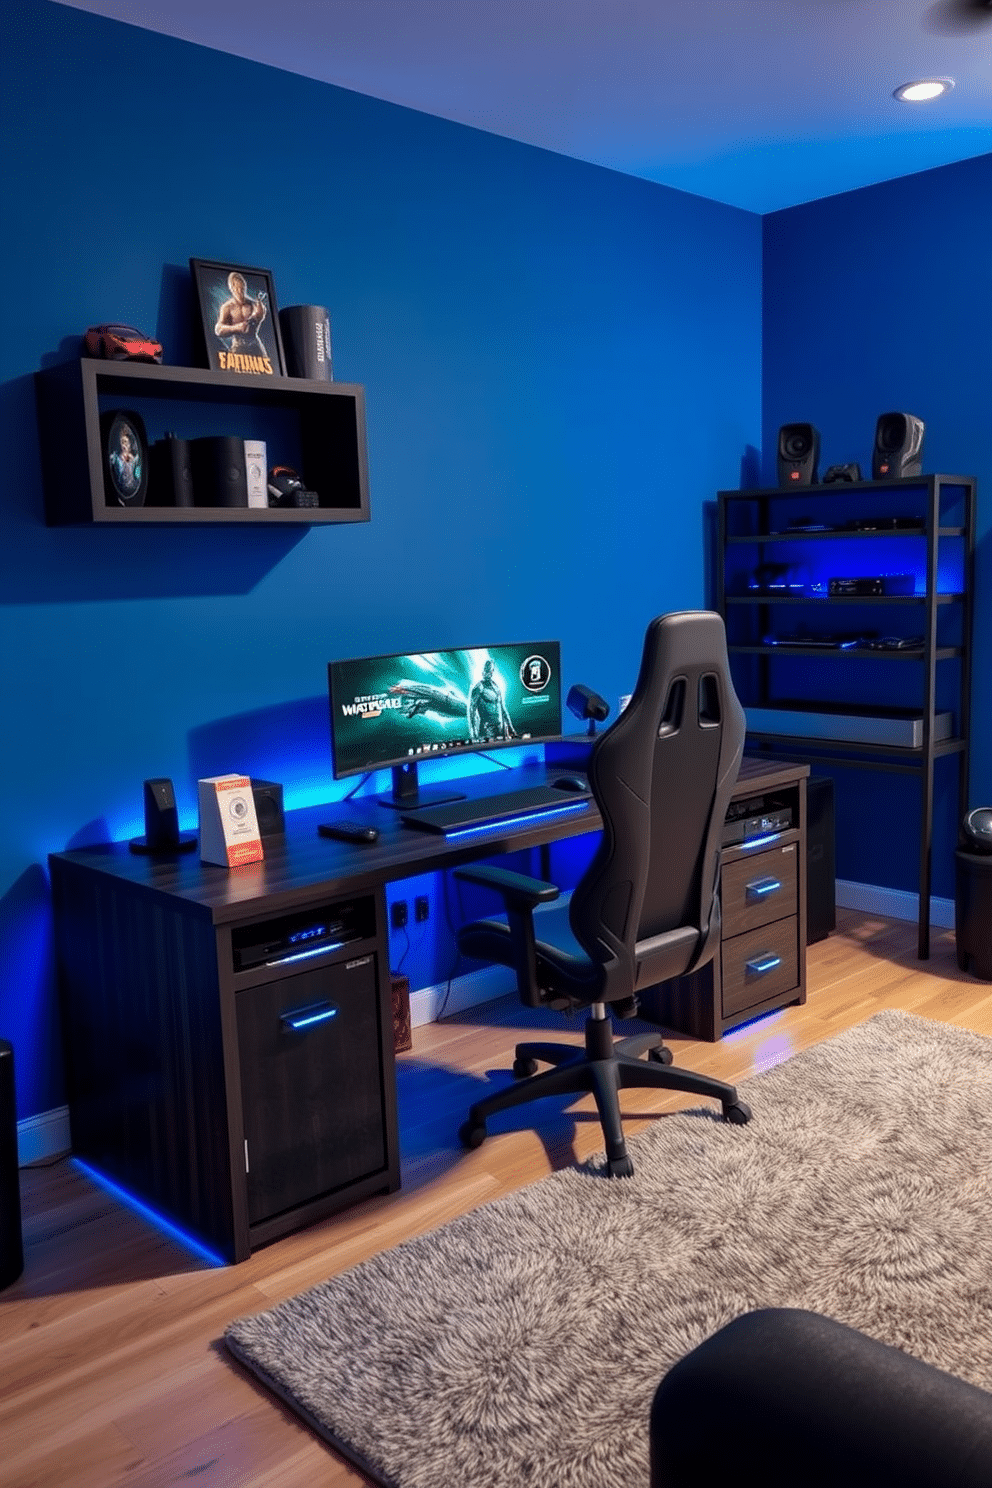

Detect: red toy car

[84,324,163,362]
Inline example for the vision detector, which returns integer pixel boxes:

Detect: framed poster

[190,259,286,376]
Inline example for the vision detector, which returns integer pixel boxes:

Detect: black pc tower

[806,776,836,944]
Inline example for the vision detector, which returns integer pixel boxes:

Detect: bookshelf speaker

[872,412,924,480]
[777,423,820,487]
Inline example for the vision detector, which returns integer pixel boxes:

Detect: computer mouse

[552,775,589,793]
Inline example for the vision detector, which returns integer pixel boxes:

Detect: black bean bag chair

[650,1308,992,1488]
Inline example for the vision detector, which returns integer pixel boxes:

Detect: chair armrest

[453,864,560,912]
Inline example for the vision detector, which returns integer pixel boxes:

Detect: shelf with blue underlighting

[717,473,976,960]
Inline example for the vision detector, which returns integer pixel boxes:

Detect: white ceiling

[57,0,992,212]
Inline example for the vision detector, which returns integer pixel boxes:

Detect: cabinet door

[237,954,388,1226]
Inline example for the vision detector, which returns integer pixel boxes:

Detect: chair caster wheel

[648,1044,674,1065]
[459,1120,487,1149]
[723,1100,751,1125]
[606,1154,635,1178]
[512,1056,539,1078]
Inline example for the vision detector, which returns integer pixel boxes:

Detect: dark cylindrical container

[955,848,992,981]
[148,433,195,507]
[279,305,332,381]
[189,436,249,507]
[0,1040,24,1289]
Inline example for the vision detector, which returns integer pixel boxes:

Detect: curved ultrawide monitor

[328,641,562,779]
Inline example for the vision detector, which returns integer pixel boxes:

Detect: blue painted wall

[0,1,762,1120]
[762,154,992,898]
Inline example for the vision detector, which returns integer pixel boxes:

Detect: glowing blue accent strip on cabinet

[444,800,590,841]
[282,1004,339,1030]
[264,941,345,968]
[746,954,782,975]
[73,1159,226,1267]
[746,877,782,898]
[722,1010,786,1043]
[738,832,782,851]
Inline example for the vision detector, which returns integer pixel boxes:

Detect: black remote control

[318,820,380,844]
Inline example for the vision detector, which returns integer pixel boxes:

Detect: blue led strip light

[264,940,345,968]
[445,800,590,842]
[746,877,782,897]
[738,832,783,851]
[746,954,782,975]
[282,1004,339,1030]
[722,1009,786,1042]
[73,1159,227,1268]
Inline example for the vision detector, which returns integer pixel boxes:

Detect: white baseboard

[409,965,516,1027]
[17,1105,70,1167]
[835,879,955,930]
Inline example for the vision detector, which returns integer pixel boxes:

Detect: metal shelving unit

[717,474,975,958]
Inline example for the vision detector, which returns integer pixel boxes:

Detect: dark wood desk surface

[49,755,808,926]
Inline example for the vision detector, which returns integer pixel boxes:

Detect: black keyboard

[401,784,593,836]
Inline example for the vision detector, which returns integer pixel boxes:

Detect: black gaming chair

[454,611,751,1177]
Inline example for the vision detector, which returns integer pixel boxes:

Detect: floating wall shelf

[35,359,370,526]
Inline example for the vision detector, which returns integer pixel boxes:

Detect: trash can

[0,1039,24,1289]
[955,849,992,982]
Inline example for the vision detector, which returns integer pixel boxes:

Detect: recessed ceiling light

[893,78,955,102]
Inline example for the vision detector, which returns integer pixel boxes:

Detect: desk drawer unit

[720,837,801,1021]
[634,767,808,1042]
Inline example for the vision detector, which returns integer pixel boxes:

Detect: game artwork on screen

[330,644,561,778]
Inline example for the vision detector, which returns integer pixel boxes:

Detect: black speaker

[0,1040,23,1291]
[190,436,249,507]
[777,423,820,487]
[251,779,285,838]
[279,305,332,381]
[806,776,836,945]
[148,433,194,507]
[872,412,924,480]
[130,777,197,854]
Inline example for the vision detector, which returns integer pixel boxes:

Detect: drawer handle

[281,1000,339,1031]
[745,954,781,976]
[745,877,782,902]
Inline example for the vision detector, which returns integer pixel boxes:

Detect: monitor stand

[377,761,466,810]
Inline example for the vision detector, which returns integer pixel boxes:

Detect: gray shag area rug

[225,1010,992,1487]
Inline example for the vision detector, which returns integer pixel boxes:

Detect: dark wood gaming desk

[49,755,806,1262]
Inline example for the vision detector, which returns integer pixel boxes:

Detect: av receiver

[231,900,367,972]
[722,794,794,847]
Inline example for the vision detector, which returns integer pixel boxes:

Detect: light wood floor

[3,908,992,1487]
